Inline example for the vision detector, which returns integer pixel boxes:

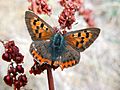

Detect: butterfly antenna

[74,22,78,26]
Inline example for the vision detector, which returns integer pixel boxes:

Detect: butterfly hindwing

[64,28,100,52]
[25,11,54,41]
[30,41,52,65]
[59,45,80,69]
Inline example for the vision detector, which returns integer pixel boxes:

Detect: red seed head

[13,53,24,64]
[14,80,21,89]
[2,52,11,62]
[12,46,19,54]
[4,75,13,86]
[18,75,28,86]
[16,65,24,73]
[4,41,15,49]
[8,66,17,76]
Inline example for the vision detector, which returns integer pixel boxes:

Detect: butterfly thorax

[49,33,66,60]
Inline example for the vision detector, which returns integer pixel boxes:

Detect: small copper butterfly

[25,11,100,70]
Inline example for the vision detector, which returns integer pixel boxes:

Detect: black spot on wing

[72,34,74,37]
[46,28,48,31]
[33,20,37,25]
[80,40,84,43]
[32,52,35,57]
[39,33,42,38]
[40,23,44,28]
[86,32,89,38]
[80,37,84,43]
[76,41,79,47]
[36,26,39,29]
[81,37,84,39]
[37,18,39,21]
[35,29,38,33]
[78,33,81,37]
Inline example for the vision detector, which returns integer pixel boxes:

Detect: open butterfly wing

[25,11,54,41]
[64,28,100,52]
[59,45,80,70]
[30,41,53,65]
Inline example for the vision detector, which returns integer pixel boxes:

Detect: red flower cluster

[29,60,58,75]
[28,0,51,15]
[29,60,43,75]
[1,41,27,90]
[59,0,95,29]
[58,1,76,29]
[59,0,83,10]
[2,41,24,63]
[58,4,76,29]
[79,8,95,27]
[4,64,27,89]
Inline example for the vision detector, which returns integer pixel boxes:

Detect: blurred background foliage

[0,0,120,90]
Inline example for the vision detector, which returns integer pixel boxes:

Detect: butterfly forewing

[64,28,100,52]
[25,11,54,41]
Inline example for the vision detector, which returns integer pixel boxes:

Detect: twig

[0,40,4,44]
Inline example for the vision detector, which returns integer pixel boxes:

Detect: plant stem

[14,84,16,90]
[47,67,54,90]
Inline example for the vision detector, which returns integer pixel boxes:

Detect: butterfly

[25,11,100,70]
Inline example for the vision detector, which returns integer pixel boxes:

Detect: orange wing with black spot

[64,28,100,52]
[25,11,54,41]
